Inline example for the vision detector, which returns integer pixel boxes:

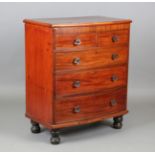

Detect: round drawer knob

[112,53,119,60]
[73,38,81,46]
[110,99,117,106]
[73,106,80,113]
[112,36,118,42]
[111,75,119,82]
[72,80,80,88]
[72,57,80,65]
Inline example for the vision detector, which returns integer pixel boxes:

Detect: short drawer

[55,33,96,49]
[55,66,127,96]
[55,88,127,123]
[55,46,128,71]
[54,27,97,49]
[98,30,129,47]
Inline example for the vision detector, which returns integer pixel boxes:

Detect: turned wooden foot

[113,116,123,129]
[31,120,41,133]
[50,130,61,144]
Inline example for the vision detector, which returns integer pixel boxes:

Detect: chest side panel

[25,23,54,127]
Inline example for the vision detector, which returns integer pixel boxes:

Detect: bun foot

[31,120,41,133]
[50,130,60,144]
[113,116,123,129]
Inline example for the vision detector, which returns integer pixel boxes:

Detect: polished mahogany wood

[54,25,130,50]
[25,23,54,128]
[55,46,128,71]
[54,23,130,34]
[98,30,129,47]
[55,66,127,97]
[96,23,130,32]
[24,16,132,144]
[24,16,131,27]
[54,26,96,34]
[51,110,128,129]
[55,88,127,123]
[55,32,97,49]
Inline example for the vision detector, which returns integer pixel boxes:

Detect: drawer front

[98,30,129,47]
[56,66,127,96]
[55,46,128,71]
[55,88,127,123]
[96,24,130,32]
[54,27,129,49]
[54,27,97,49]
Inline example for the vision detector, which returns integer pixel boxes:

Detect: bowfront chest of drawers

[24,16,132,144]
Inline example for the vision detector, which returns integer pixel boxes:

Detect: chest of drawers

[23,16,132,144]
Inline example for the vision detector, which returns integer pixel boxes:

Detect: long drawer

[55,46,128,71]
[55,66,127,97]
[55,88,127,123]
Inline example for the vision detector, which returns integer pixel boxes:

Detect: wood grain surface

[55,88,127,123]
[55,46,128,71]
[55,66,127,97]
[25,23,54,126]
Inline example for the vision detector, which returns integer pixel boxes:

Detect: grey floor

[0,89,155,152]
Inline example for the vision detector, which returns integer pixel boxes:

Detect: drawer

[54,27,97,49]
[56,66,127,96]
[55,46,128,71]
[55,88,127,123]
[55,33,96,49]
[98,30,129,47]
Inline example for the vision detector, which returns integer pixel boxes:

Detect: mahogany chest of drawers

[23,16,132,144]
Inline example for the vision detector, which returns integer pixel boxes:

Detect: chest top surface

[23,16,131,27]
